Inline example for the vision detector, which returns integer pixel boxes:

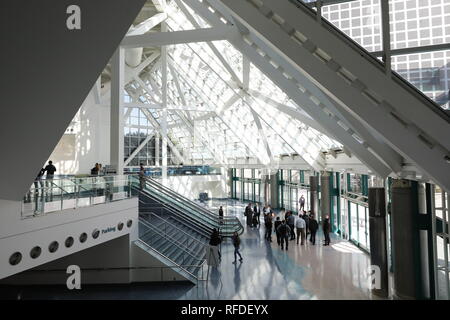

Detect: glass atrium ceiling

[122,0,342,168]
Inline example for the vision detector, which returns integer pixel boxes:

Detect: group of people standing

[244,203,263,228]
[248,201,332,251]
[90,163,104,175]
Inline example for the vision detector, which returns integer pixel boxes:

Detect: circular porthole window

[9,252,22,266]
[79,232,88,243]
[48,241,59,253]
[30,246,42,259]
[65,236,74,248]
[92,229,100,239]
[126,220,133,228]
[118,222,124,231]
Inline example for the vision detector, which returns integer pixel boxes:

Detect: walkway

[0,200,375,300]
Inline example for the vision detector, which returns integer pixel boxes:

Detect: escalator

[132,176,243,238]
[130,175,243,282]
[184,0,450,192]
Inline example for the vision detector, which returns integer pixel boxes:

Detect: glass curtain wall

[278,169,311,213]
[231,168,262,203]
[341,172,370,252]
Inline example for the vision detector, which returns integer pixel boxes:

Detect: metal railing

[22,175,136,219]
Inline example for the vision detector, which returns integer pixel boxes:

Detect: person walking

[209,228,222,261]
[265,213,273,242]
[232,231,243,264]
[274,216,282,246]
[323,215,331,246]
[277,220,292,251]
[309,214,319,245]
[139,163,146,190]
[295,214,306,245]
[299,195,305,212]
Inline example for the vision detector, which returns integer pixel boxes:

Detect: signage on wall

[101,227,116,234]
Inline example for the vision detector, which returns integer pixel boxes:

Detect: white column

[155,131,160,166]
[110,47,124,174]
[161,22,168,184]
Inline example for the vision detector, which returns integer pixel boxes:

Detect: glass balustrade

[22,175,137,219]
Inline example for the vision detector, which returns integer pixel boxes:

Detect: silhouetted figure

[299,195,305,211]
[139,163,146,190]
[309,214,319,245]
[277,220,292,251]
[245,203,253,227]
[265,214,273,242]
[286,211,296,240]
[91,163,100,175]
[209,228,222,260]
[34,168,45,192]
[253,204,260,226]
[232,231,243,264]
[323,215,331,246]
[218,206,224,225]
[274,217,282,246]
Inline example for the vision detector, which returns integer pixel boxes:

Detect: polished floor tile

[0,200,376,300]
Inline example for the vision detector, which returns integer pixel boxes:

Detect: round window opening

[92,229,100,239]
[65,236,74,248]
[79,232,88,243]
[48,241,59,253]
[9,252,22,266]
[118,222,124,231]
[126,220,133,228]
[30,246,42,259]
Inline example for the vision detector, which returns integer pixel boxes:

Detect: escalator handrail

[143,178,243,229]
[145,182,221,219]
[133,176,244,235]
[134,176,241,226]
[143,176,226,219]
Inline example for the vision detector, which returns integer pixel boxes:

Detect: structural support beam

[186,0,393,176]
[124,133,155,166]
[110,47,125,174]
[173,0,243,86]
[127,13,168,36]
[121,27,234,47]
[161,22,168,184]
[249,90,326,133]
[141,108,187,164]
[219,0,450,190]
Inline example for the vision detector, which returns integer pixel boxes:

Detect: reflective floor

[0,200,376,300]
